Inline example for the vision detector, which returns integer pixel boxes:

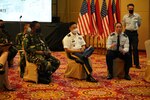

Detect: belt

[125,29,137,32]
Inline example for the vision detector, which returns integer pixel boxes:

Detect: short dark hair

[68,22,76,28]
[127,3,134,7]
[30,21,39,29]
[114,22,122,27]
[0,19,3,22]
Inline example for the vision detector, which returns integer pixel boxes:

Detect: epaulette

[67,34,71,37]
[110,32,115,36]
[123,33,128,37]
[24,33,29,38]
[77,33,81,35]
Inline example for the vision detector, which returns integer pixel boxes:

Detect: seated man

[15,23,31,78]
[0,19,15,91]
[23,21,60,84]
[106,22,131,80]
[0,20,18,68]
[62,22,97,83]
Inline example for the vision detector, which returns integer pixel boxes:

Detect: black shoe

[38,77,51,84]
[3,85,15,91]
[38,73,52,84]
[86,76,98,83]
[0,69,5,75]
[5,87,16,91]
[20,73,24,78]
[107,74,113,80]
[136,66,141,69]
[0,64,3,69]
[124,75,131,80]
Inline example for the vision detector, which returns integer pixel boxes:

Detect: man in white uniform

[63,22,97,83]
[122,3,142,69]
[106,22,131,80]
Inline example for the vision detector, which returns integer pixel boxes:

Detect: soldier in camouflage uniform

[16,23,31,78]
[0,19,16,91]
[0,23,10,74]
[0,19,18,73]
[0,20,18,68]
[23,21,60,84]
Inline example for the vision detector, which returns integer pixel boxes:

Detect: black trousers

[106,50,130,76]
[19,51,26,75]
[8,46,18,67]
[72,47,94,75]
[124,30,139,67]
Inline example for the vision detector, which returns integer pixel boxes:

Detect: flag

[116,0,120,22]
[95,0,103,37]
[101,0,110,38]
[90,0,98,36]
[112,0,117,23]
[108,0,114,32]
[77,0,91,35]
[87,0,94,35]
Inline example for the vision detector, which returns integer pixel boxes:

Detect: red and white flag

[77,0,91,35]
[95,0,104,37]
[116,0,121,22]
[108,0,115,32]
[101,0,110,38]
[87,0,94,35]
[112,0,117,23]
[90,0,98,36]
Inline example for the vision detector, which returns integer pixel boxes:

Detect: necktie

[117,35,120,51]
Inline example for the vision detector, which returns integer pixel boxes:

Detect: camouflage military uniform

[23,33,60,83]
[0,30,9,74]
[0,30,8,45]
[0,29,18,66]
[15,32,26,78]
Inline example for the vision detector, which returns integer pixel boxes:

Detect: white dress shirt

[122,13,141,31]
[106,32,129,53]
[63,32,86,50]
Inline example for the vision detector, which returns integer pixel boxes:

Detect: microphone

[19,15,22,33]
[20,15,22,19]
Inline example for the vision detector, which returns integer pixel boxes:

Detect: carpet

[0,51,150,100]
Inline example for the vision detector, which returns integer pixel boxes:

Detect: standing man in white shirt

[122,3,142,69]
[62,22,97,83]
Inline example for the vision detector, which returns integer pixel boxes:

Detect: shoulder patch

[110,33,115,36]
[24,33,29,38]
[123,34,128,37]
[77,33,81,35]
[67,34,71,37]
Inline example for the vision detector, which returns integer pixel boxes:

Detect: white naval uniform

[63,32,86,50]
[106,32,129,53]
[122,13,141,31]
